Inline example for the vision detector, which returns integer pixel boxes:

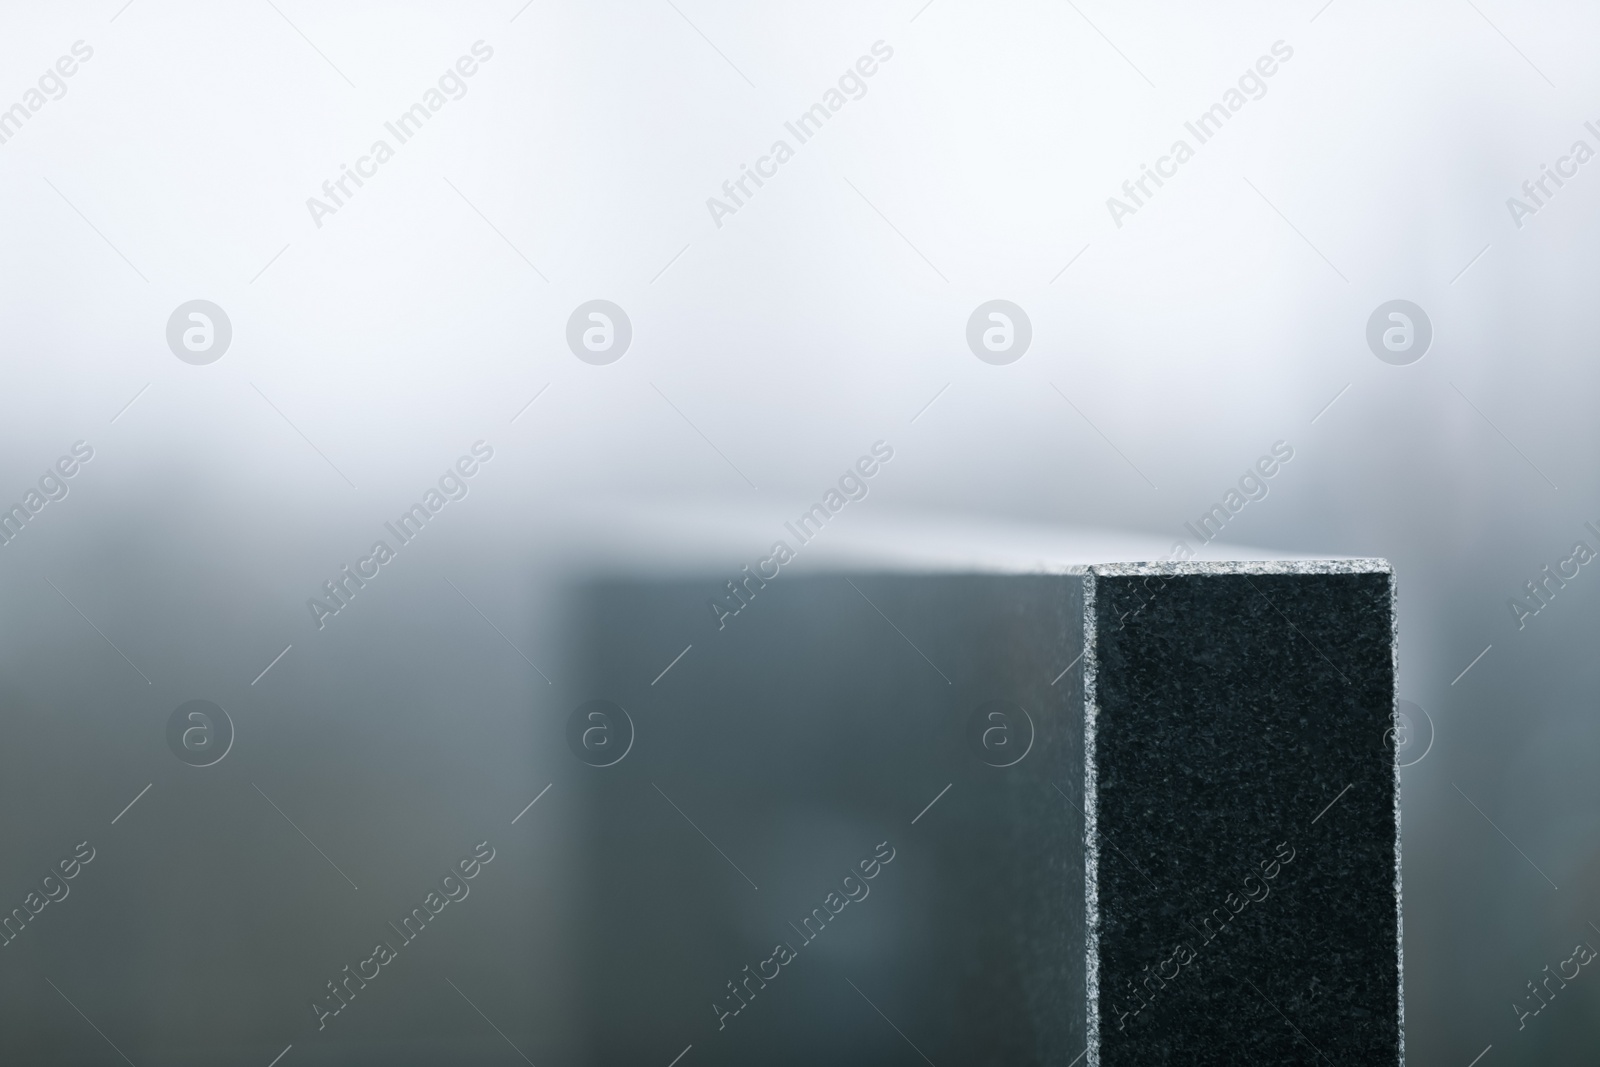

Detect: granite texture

[1085,562,1400,1065]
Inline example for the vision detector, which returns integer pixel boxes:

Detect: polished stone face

[568,572,1088,1066]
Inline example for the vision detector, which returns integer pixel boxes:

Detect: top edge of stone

[1087,558,1391,577]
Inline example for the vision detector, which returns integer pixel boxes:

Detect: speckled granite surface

[1084,561,1400,1066]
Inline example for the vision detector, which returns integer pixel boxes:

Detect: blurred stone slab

[568,574,1089,1065]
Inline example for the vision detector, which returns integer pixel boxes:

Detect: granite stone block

[565,560,1399,1065]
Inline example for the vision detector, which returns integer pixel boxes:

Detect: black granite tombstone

[564,560,1399,1066]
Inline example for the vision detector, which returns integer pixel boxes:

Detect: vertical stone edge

[1390,568,1406,1067]
[1081,570,1101,1067]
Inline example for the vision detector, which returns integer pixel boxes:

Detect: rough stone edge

[1089,558,1391,577]
[1081,558,1401,1066]
[1390,568,1406,1066]
[1082,571,1101,1067]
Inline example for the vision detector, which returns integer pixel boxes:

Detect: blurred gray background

[1,0,1596,1063]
